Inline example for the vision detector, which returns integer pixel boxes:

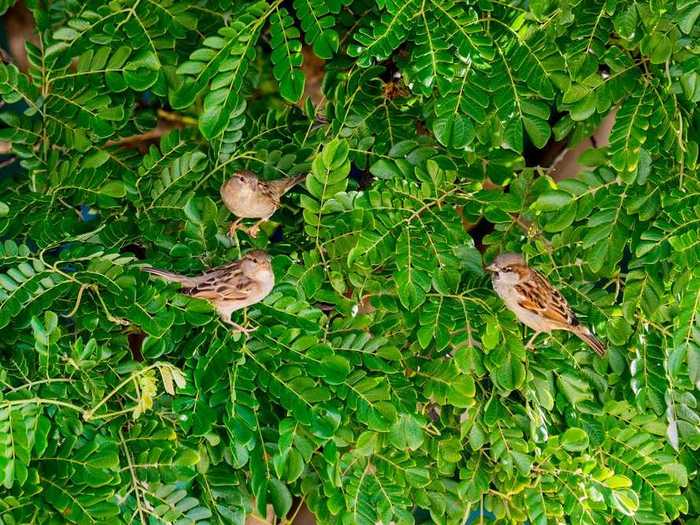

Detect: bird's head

[222,171,258,196]
[485,252,526,284]
[241,250,273,278]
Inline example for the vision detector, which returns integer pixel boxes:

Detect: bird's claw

[231,322,257,335]
[525,332,540,350]
[228,221,240,238]
[246,224,261,238]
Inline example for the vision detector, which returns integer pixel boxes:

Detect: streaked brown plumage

[142,250,274,332]
[220,171,306,237]
[486,253,605,355]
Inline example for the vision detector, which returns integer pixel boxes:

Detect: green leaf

[433,115,475,149]
[611,488,640,516]
[560,427,589,451]
[98,181,127,198]
[348,0,418,66]
[679,5,700,34]
[271,8,306,103]
[388,414,425,451]
[641,33,673,64]
[533,189,573,211]
[491,350,525,392]
[83,150,110,169]
[605,475,632,489]
[607,318,633,346]
[369,159,403,179]
[293,0,340,59]
[268,479,293,517]
[523,115,551,148]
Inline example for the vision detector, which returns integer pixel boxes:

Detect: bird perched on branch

[220,171,306,237]
[486,253,605,355]
[143,250,274,333]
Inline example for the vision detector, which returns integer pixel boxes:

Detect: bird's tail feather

[142,267,196,288]
[273,174,307,195]
[575,328,606,356]
[294,173,307,185]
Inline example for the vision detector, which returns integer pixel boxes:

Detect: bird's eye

[503,266,511,272]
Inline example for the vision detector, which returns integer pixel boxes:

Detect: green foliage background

[0,0,699,523]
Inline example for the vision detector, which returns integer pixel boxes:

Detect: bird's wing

[262,185,281,207]
[515,270,579,327]
[184,261,253,301]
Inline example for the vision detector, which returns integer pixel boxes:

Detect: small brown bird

[143,250,274,332]
[220,171,306,237]
[486,253,605,355]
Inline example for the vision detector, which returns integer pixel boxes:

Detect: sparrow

[486,253,605,355]
[142,250,274,332]
[220,171,306,237]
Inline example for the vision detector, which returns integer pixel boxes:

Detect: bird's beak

[485,264,497,273]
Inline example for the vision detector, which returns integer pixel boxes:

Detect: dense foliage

[1,0,699,523]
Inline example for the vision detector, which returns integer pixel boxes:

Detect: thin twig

[2,397,84,414]
[105,126,172,147]
[156,108,197,126]
[62,283,89,318]
[105,110,197,147]
[6,378,72,393]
